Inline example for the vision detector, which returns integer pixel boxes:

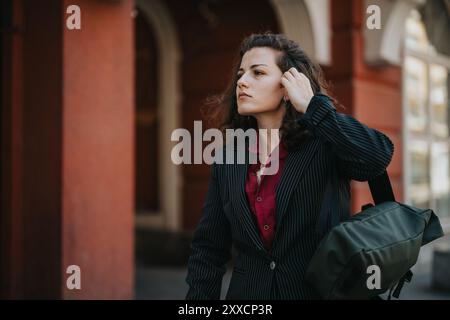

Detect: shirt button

[263,224,270,230]
[256,196,262,202]
[270,261,276,270]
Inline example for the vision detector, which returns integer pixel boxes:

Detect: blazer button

[270,261,276,270]
[263,224,270,230]
[256,196,262,202]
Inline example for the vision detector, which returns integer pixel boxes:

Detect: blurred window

[404,9,450,220]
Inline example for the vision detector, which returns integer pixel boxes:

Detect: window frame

[402,14,450,232]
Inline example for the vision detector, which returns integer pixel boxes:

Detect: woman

[185,33,394,300]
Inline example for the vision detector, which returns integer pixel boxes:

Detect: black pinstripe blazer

[185,93,394,300]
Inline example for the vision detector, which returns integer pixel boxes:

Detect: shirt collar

[248,135,288,161]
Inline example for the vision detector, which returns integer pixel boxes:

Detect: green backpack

[305,171,444,300]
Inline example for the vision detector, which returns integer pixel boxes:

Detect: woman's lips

[238,94,251,100]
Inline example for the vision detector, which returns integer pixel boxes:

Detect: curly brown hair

[201,32,341,151]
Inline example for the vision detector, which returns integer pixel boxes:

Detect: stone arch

[135,0,182,231]
[270,0,331,65]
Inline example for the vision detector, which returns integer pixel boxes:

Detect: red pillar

[1,0,134,299]
[325,0,403,214]
[1,0,25,299]
[61,0,134,299]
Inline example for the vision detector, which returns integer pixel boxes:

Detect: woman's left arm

[282,68,394,181]
[297,93,394,181]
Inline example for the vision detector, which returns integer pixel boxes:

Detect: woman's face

[236,47,285,116]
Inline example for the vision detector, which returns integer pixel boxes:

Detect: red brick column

[1,0,25,299]
[61,0,134,299]
[1,0,134,299]
[324,0,403,214]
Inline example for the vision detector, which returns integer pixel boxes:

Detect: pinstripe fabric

[185,93,394,300]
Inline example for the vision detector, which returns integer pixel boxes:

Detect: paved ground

[134,265,450,300]
[135,265,226,300]
[135,233,450,300]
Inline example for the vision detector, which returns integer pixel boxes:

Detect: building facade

[1,0,449,299]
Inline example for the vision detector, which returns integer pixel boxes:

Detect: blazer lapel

[274,138,321,237]
[229,160,267,252]
[227,137,320,253]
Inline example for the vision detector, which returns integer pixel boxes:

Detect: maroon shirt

[245,138,288,251]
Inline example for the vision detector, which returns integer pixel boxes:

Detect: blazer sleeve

[296,93,394,181]
[185,162,232,300]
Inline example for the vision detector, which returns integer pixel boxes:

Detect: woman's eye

[236,70,263,78]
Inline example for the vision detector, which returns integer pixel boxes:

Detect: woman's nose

[237,77,248,88]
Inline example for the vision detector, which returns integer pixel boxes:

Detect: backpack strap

[368,170,396,204]
[387,270,414,300]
